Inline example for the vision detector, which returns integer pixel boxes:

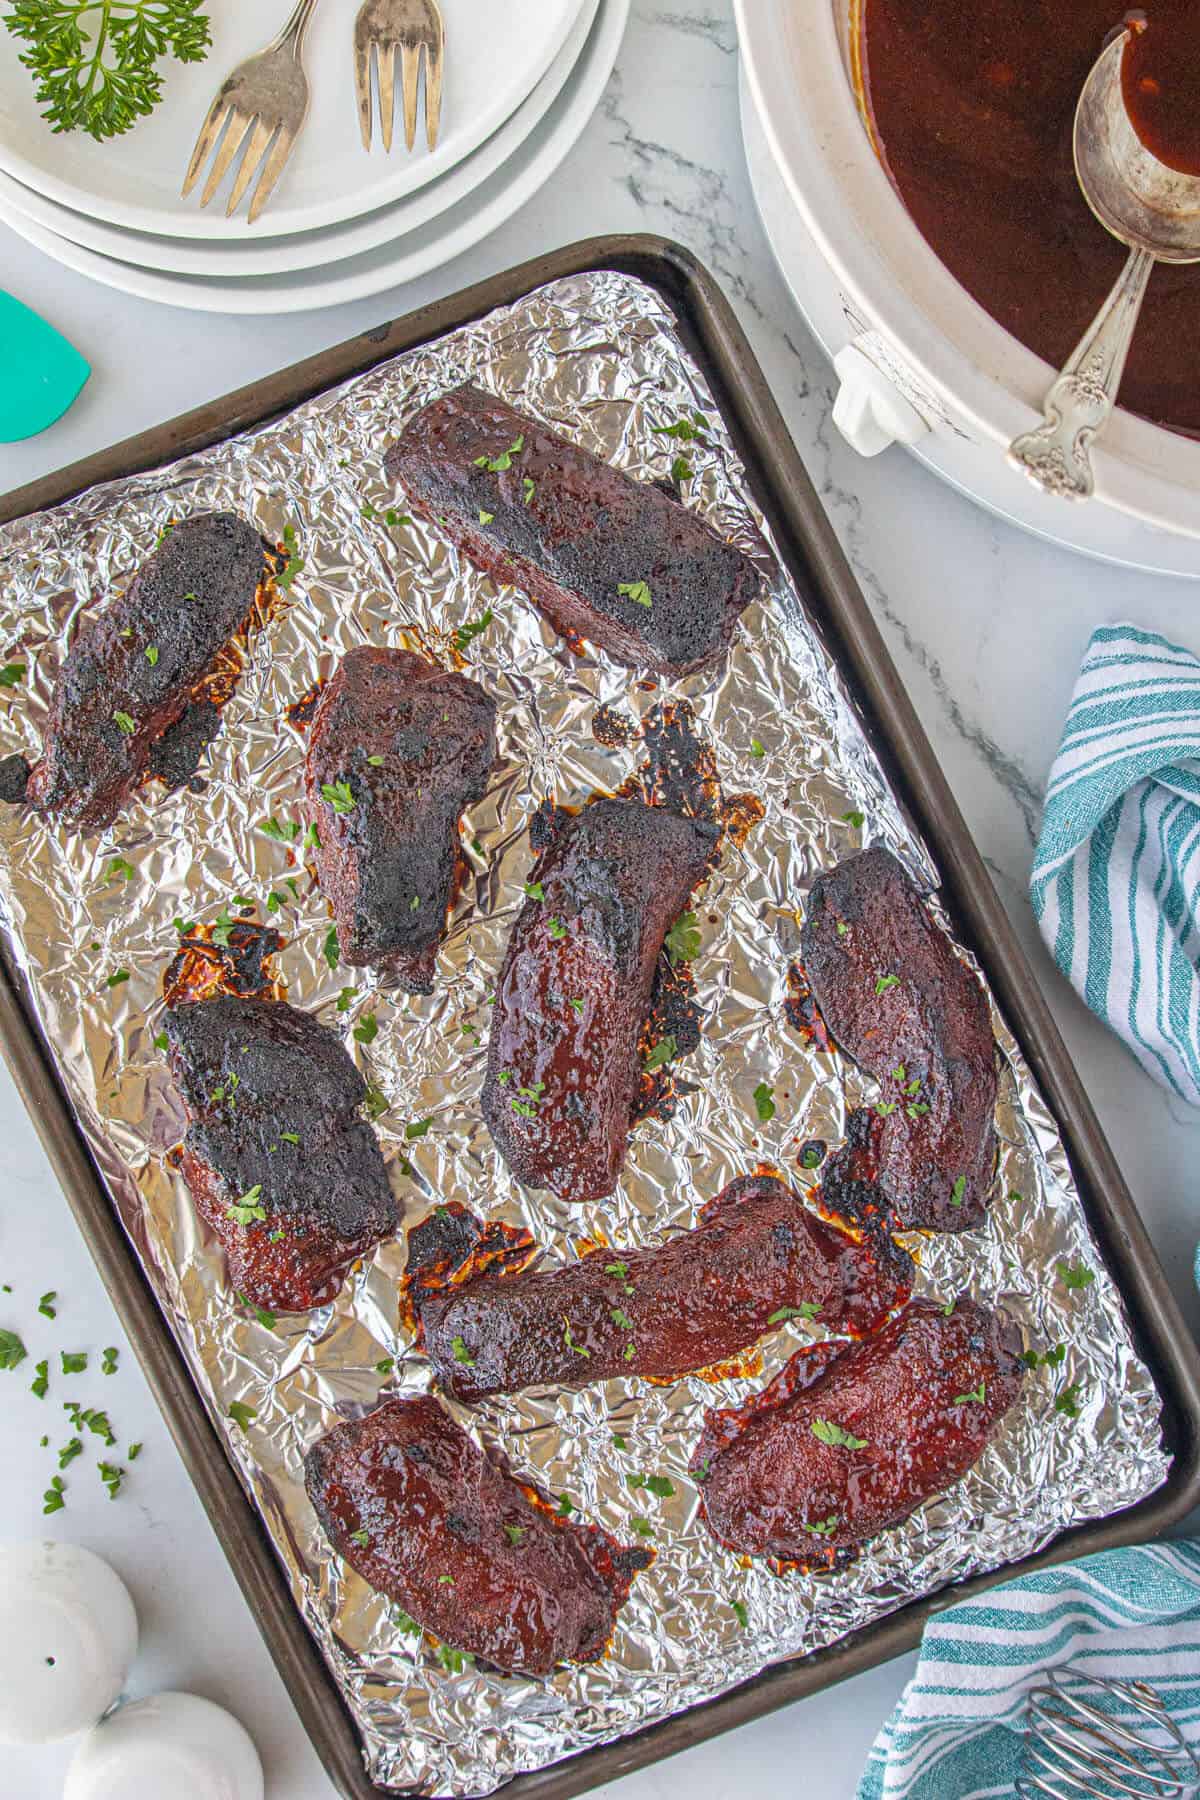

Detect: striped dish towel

[1030,622,1200,1108]
[858,1541,1200,1799]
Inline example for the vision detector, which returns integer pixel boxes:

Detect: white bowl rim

[734,0,1200,542]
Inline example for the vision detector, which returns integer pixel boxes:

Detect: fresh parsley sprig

[5,1,213,143]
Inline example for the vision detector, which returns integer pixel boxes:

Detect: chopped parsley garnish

[842,809,865,829]
[478,509,494,525]
[0,662,26,688]
[321,779,356,815]
[60,1351,87,1375]
[112,710,136,735]
[623,1342,636,1362]
[836,920,849,937]
[227,1401,257,1431]
[225,1185,266,1226]
[453,608,494,652]
[612,1433,628,1450]
[652,413,709,444]
[562,1316,590,1359]
[569,997,584,1016]
[627,1472,674,1499]
[437,1645,473,1673]
[37,1291,56,1319]
[101,1347,118,1374]
[503,1524,525,1546]
[376,1358,394,1376]
[548,916,567,940]
[153,1031,169,1051]
[351,1528,370,1548]
[211,908,236,947]
[750,738,765,759]
[322,925,340,970]
[556,1494,574,1516]
[952,1381,987,1406]
[610,1307,635,1331]
[875,974,899,995]
[105,856,135,882]
[665,910,700,965]
[393,1609,421,1636]
[63,1404,115,1446]
[259,816,300,842]
[304,822,320,848]
[523,881,545,901]
[0,1328,27,1371]
[810,1417,867,1450]
[1020,1343,1067,1371]
[276,523,304,591]
[752,1081,776,1124]
[605,1261,635,1295]
[353,1011,379,1045]
[630,1515,654,1538]
[128,1442,142,1460]
[510,1080,545,1119]
[234,1293,276,1330]
[644,1034,677,1074]
[950,1175,967,1208]
[105,968,130,988]
[1057,1261,1095,1293]
[523,476,536,505]
[670,455,692,484]
[31,1358,48,1396]
[436,1573,455,1586]
[43,1475,65,1515]
[617,580,652,609]
[767,1303,821,1325]
[58,1437,82,1469]
[801,1515,839,1538]
[731,1599,749,1628]
[98,1461,123,1500]
[1055,1384,1083,1419]
[875,1101,897,1117]
[473,433,525,473]
[409,894,420,911]
[451,1336,475,1366]
[144,645,159,666]
[404,1118,432,1141]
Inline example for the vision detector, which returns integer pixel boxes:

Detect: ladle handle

[1007,244,1155,501]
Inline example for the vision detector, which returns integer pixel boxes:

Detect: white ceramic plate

[0,0,584,240]
[0,0,628,314]
[0,0,600,278]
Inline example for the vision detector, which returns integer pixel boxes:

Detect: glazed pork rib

[800,847,998,1232]
[304,1395,652,1675]
[2,511,270,833]
[692,1297,1025,1562]
[165,995,397,1313]
[304,647,496,990]
[481,797,718,1203]
[384,383,763,677]
[412,1174,914,1401]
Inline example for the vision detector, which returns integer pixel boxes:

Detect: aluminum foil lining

[0,271,1169,1798]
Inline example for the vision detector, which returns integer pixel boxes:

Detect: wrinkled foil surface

[0,272,1169,1797]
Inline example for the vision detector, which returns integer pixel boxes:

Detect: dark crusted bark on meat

[303,1395,652,1676]
[165,995,397,1313]
[13,512,270,833]
[384,383,762,677]
[481,798,718,1203]
[800,847,998,1233]
[692,1297,1025,1562]
[304,647,496,990]
[412,1174,913,1401]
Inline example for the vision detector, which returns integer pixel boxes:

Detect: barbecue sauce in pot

[860,1,1200,435]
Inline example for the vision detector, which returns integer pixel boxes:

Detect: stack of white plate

[0,0,628,314]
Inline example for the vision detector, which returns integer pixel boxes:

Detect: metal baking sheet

[0,240,1195,1800]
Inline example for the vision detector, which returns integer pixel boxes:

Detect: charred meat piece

[800,847,998,1232]
[385,383,762,677]
[304,647,496,991]
[692,1296,1025,1562]
[304,1395,652,1675]
[165,995,397,1313]
[413,1175,913,1401]
[12,512,270,833]
[482,798,718,1203]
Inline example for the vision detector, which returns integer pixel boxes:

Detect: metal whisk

[1018,1666,1200,1799]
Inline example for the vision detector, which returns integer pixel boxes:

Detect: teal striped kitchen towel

[858,1540,1200,1799]
[1030,622,1200,1108]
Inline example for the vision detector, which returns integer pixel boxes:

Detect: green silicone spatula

[0,291,90,442]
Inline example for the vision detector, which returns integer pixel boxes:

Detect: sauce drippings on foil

[860,2,1200,435]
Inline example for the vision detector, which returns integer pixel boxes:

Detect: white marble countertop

[2,5,1198,1796]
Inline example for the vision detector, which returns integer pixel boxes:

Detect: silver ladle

[1007,28,1200,501]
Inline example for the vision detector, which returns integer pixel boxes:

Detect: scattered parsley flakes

[128,1442,142,1461]
[366,754,384,766]
[31,1358,48,1397]
[652,413,709,444]
[557,1495,574,1515]
[37,1291,56,1319]
[454,608,495,653]
[0,662,26,688]
[750,738,765,759]
[0,1328,27,1371]
[752,1080,776,1124]
[144,645,159,666]
[97,1460,124,1500]
[436,1573,455,1586]
[321,779,356,815]
[276,523,304,591]
[810,1417,867,1450]
[610,1306,635,1331]
[58,1437,82,1469]
[613,1433,628,1450]
[1055,1384,1083,1419]
[105,968,130,988]
[225,1184,266,1226]
[478,509,494,525]
[451,1337,475,1366]
[731,1599,749,1628]
[105,856,135,882]
[375,1358,394,1376]
[259,816,300,842]
[393,1609,421,1637]
[523,881,545,901]
[842,809,865,829]
[227,1401,257,1431]
[234,1293,276,1331]
[548,916,567,940]
[101,1347,118,1374]
[437,1645,473,1673]
[112,710,136,735]
[523,476,536,505]
[950,1175,967,1208]
[562,1316,590,1359]
[617,579,652,609]
[875,974,899,995]
[630,1515,654,1538]
[569,997,584,1016]
[43,1475,65,1515]
[952,1381,987,1407]
[670,455,693,484]
[322,925,340,970]
[1020,1343,1067,1371]
[801,1515,839,1539]
[665,910,701,965]
[351,1528,370,1548]
[473,433,524,473]
[767,1303,821,1325]
[644,1034,677,1073]
[1057,1261,1095,1293]
[353,1011,379,1045]
[503,1524,525,1546]
[404,1118,432,1141]
[60,1351,87,1375]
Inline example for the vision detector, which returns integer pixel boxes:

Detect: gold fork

[182,0,322,224]
[354,0,445,154]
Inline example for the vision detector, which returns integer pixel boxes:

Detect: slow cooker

[735,0,1200,577]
